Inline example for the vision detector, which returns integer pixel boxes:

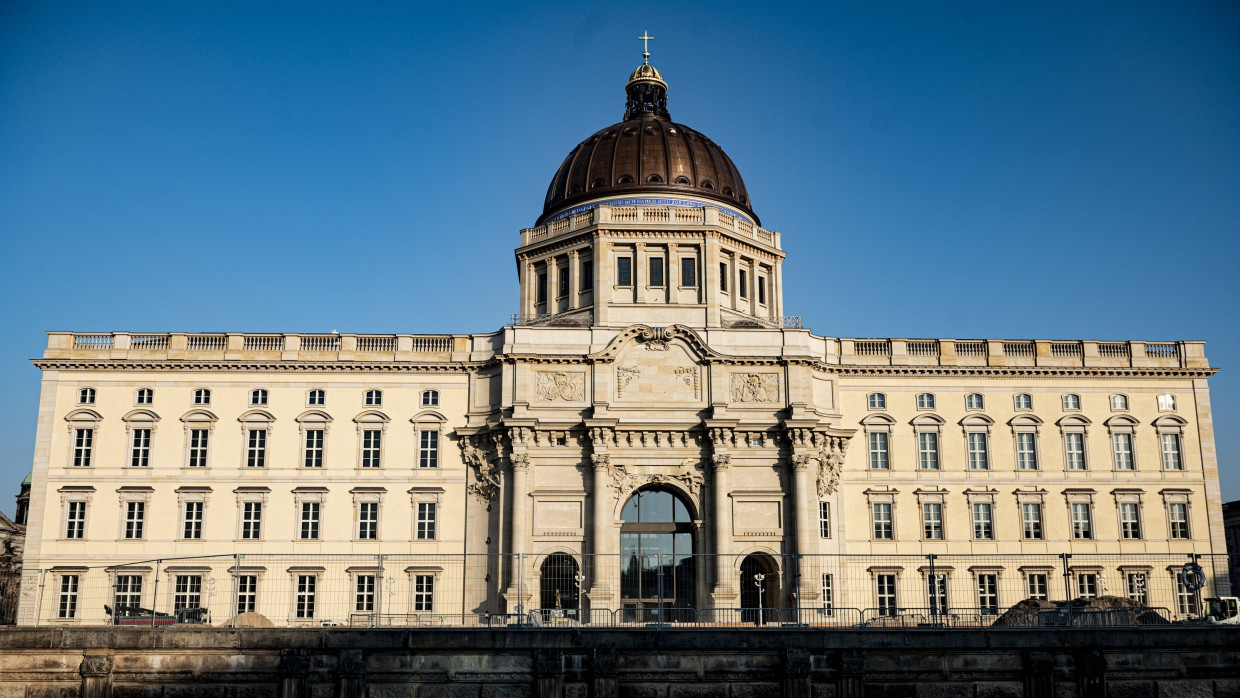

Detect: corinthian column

[505,453,532,614]
[588,453,616,611]
[790,453,820,607]
[709,453,737,608]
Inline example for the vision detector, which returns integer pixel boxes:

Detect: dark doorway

[539,554,580,618]
[740,553,780,625]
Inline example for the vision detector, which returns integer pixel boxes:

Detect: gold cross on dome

[639,31,653,64]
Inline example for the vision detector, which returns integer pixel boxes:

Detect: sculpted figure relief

[460,436,502,502]
[730,373,780,403]
[536,371,585,401]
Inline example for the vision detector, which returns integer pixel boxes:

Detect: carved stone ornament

[816,434,849,497]
[730,373,780,403]
[460,435,501,502]
[79,654,113,677]
[645,339,669,351]
[510,453,531,471]
[605,461,704,501]
[711,453,732,471]
[616,366,641,398]
[536,371,585,401]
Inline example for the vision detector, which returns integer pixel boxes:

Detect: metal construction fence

[20,552,1229,628]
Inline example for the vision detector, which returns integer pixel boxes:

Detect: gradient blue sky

[1,1,1238,513]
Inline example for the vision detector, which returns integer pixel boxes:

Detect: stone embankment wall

[0,627,1236,697]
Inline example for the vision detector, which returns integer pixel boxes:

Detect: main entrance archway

[619,488,696,619]
[538,554,580,616]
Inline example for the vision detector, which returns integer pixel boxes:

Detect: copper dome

[537,61,758,227]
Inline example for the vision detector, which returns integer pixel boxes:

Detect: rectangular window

[739,269,748,298]
[304,430,324,468]
[1161,433,1182,470]
[1125,572,1148,604]
[1175,577,1199,616]
[188,429,209,468]
[558,267,569,297]
[130,429,151,467]
[923,502,943,540]
[977,574,999,615]
[681,257,697,286]
[1076,573,1098,599]
[236,575,257,614]
[413,574,435,612]
[1120,502,1142,539]
[719,262,728,291]
[246,429,267,468]
[1064,433,1085,470]
[114,575,142,611]
[173,574,202,610]
[928,574,948,614]
[757,276,767,305]
[868,432,889,470]
[73,428,94,467]
[617,257,632,286]
[124,502,145,540]
[1112,433,1134,470]
[1016,433,1038,470]
[971,502,993,540]
[65,501,86,539]
[419,430,439,468]
[580,259,593,291]
[876,574,897,617]
[1027,573,1049,601]
[536,273,547,304]
[1022,503,1043,540]
[358,502,379,540]
[416,502,437,540]
[918,432,939,470]
[1168,503,1190,539]
[58,575,79,618]
[818,501,831,539]
[241,502,262,539]
[355,575,376,612]
[183,501,203,540]
[136,388,153,405]
[300,502,320,540]
[1071,503,1092,539]
[648,257,665,286]
[296,575,317,618]
[361,430,382,468]
[820,574,834,616]
[872,502,893,540]
[967,433,989,470]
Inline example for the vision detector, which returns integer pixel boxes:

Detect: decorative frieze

[730,373,780,403]
[535,371,585,401]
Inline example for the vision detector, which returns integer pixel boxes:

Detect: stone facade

[14,58,1229,628]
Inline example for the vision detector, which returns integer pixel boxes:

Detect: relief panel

[730,372,781,403]
[534,500,583,530]
[613,342,703,405]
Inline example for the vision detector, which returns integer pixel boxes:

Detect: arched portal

[740,553,781,625]
[538,554,580,616]
[619,488,696,620]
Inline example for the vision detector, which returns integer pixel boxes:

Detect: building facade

[16,56,1228,627]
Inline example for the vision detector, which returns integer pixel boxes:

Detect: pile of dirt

[992,595,1171,627]
[218,612,275,628]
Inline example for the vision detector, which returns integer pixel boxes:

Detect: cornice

[821,363,1218,379]
[31,359,480,374]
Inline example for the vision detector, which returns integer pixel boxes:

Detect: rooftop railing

[520,204,782,249]
[834,339,1206,369]
[47,332,460,361]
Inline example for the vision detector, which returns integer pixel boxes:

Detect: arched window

[193,388,211,406]
[1110,394,1129,411]
[1014,394,1033,410]
[916,393,935,410]
[250,389,268,406]
[421,390,440,408]
[965,393,985,410]
[79,388,96,405]
[135,388,154,405]
[619,488,696,615]
[307,389,326,407]
[867,393,886,410]
[365,389,383,406]
[1062,394,1081,411]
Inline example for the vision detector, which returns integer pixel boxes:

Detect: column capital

[711,453,731,471]
[568,249,580,258]
[511,453,531,472]
[591,453,611,469]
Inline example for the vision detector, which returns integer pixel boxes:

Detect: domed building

[14,51,1227,627]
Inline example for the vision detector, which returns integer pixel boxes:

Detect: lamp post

[754,572,766,626]
[574,573,586,624]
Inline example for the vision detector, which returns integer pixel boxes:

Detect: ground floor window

[296,575,317,618]
[876,574,898,617]
[173,575,202,610]
[1026,573,1049,601]
[113,574,143,611]
[413,575,434,612]
[58,575,79,619]
[1125,572,1148,604]
[236,575,257,614]
[355,575,376,612]
[1076,573,1098,599]
[977,574,999,615]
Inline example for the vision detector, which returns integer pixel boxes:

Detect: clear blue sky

[1,1,1238,512]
